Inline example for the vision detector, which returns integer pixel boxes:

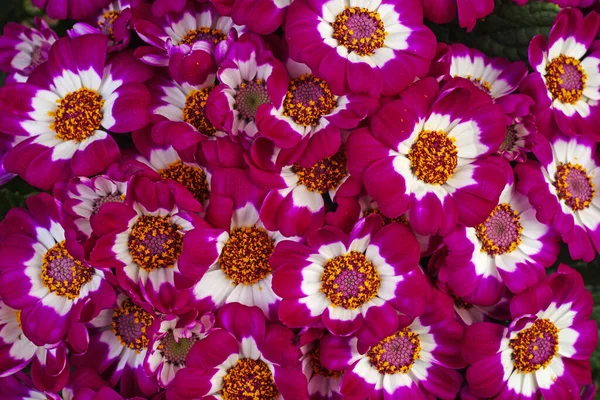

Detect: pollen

[475,203,523,256]
[282,74,337,127]
[407,130,458,185]
[221,358,279,400]
[292,148,347,194]
[331,6,387,56]
[179,27,226,46]
[41,241,93,300]
[99,10,120,39]
[554,162,595,211]
[367,328,421,374]
[320,251,380,310]
[219,226,275,285]
[160,160,210,204]
[127,216,183,271]
[545,54,587,105]
[183,87,216,136]
[50,88,104,143]
[510,319,559,373]
[112,298,154,352]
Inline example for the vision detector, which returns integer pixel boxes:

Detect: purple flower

[72,294,161,398]
[255,59,378,152]
[179,202,292,319]
[320,289,465,399]
[0,193,115,346]
[0,301,70,393]
[89,173,205,313]
[168,303,309,399]
[0,34,153,190]
[144,311,214,387]
[68,0,143,53]
[442,174,560,306]
[285,0,436,96]
[57,165,128,243]
[299,329,344,399]
[206,33,288,143]
[32,0,112,20]
[0,18,57,83]
[271,216,429,336]
[134,1,241,67]
[247,137,360,238]
[463,265,598,399]
[516,134,600,262]
[521,8,600,140]
[348,78,510,237]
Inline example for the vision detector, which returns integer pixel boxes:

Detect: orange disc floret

[367,328,421,374]
[179,28,226,45]
[408,130,458,185]
[221,358,280,400]
[510,319,559,373]
[292,148,347,194]
[475,203,523,256]
[321,251,380,309]
[219,226,275,285]
[545,54,586,105]
[41,241,93,299]
[127,215,183,271]
[160,161,210,204]
[331,6,387,56]
[554,162,595,211]
[282,74,337,127]
[111,298,154,352]
[50,88,104,142]
[183,87,216,136]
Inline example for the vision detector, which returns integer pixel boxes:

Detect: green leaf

[0,177,38,219]
[428,0,560,62]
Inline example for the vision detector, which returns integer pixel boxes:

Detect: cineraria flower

[89,173,205,313]
[516,134,600,262]
[442,176,560,306]
[206,34,288,142]
[299,329,344,400]
[72,294,160,398]
[522,8,600,139]
[496,95,538,162]
[447,44,528,105]
[358,194,442,256]
[285,0,436,96]
[59,165,128,242]
[320,289,465,399]
[168,303,309,400]
[68,0,143,52]
[0,372,60,400]
[422,0,494,32]
[134,1,239,67]
[213,0,292,34]
[247,138,359,238]
[348,77,509,236]
[0,193,115,346]
[62,367,129,400]
[256,59,377,150]
[0,301,70,392]
[271,216,428,336]
[463,265,598,399]
[180,202,290,319]
[145,312,214,387]
[32,0,112,20]
[0,18,57,83]
[130,121,213,208]
[0,34,152,190]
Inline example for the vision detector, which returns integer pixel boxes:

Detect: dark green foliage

[429,0,560,62]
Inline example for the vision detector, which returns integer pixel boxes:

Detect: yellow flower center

[50,88,104,142]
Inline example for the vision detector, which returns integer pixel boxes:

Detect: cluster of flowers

[0,0,598,399]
